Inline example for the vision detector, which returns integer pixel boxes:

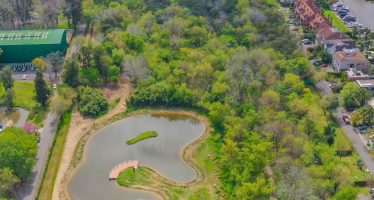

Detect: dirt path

[52,78,131,200]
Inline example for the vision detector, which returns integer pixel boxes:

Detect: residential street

[317,81,374,175]
[16,112,58,200]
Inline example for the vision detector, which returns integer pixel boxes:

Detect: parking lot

[12,71,37,82]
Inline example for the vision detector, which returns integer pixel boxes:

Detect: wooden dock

[108,160,139,181]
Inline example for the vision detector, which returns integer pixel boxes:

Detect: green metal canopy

[0,29,68,63]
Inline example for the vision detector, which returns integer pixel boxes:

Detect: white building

[333,48,370,72]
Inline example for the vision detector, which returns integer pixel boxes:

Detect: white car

[22,74,27,80]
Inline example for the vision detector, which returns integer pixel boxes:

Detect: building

[316,26,355,53]
[0,29,69,64]
[356,79,374,91]
[333,49,370,72]
[294,0,329,29]
[346,69,370,81]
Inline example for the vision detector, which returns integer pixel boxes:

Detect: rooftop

[0,29,66,46]
[318,27,350,41]
[356,79,374,88]
[334,49,369,62]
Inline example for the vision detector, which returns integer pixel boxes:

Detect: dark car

[358,126,368,132]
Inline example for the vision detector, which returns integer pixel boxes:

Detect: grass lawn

[334,130,370,195]
[323,9,351,33]
[13,81,37,110]
[126,131,158,145]
[37,111,72,200]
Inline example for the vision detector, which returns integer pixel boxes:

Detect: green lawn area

[13,81,37,110]
[37,111,71,200]
[335,130,370,195]
[323,9,351,33]
[126,131,158,145]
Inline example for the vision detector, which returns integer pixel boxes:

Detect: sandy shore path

[52,79,131,200]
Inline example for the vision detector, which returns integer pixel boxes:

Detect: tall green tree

[0,66,13,89]
[0,168,19,198]
[0,127,37,182]
[339,82,371,110]
[62,59,80,88]
[34,71,50,106]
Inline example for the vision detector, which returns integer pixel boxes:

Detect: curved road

[16,112,58,200]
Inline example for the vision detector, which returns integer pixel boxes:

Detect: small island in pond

[126,131,158,145]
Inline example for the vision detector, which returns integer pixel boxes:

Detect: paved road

[316,81,374,175]
[16,112,58,200]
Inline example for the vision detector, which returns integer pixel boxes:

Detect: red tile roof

[294,0,329,29]
[318,27,350,41]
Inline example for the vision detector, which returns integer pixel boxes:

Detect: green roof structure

[0,29,68,63]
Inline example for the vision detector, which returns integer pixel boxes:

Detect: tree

[49,94,72,116]
[32,57,49,71]
[123,55,148,85]
[260,89,280,111]
[0,66,13,89]
[0,168,19,198]
[339,82,371,110]
[63,59,80,88]
[45,51,64,79]
[236,176,272,200]
[351,105,374,127]
[333,186,358,200]
[0,127,37,182]
[62,0,82,29]
[107,65,120,85]
[78,87,108,117]
[34,71,50,106]
[4,89,14,111]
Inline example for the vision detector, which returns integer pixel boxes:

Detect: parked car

[357,126,368,132]
[303,40,312,45]
[342,113,350,124]
[22,74,27,80]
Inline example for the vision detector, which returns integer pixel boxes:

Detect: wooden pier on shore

[108,160,139,181]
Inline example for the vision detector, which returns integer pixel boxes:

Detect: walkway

[16,112,58,200]
[109,160,139,180]
[316,81,374,175]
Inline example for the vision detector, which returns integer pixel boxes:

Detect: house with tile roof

[317,26,355,53]
[294,0,330,29]
[333,49,370,72]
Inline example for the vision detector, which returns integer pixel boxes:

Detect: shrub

[78,87,109,117]
[128,82,194,107]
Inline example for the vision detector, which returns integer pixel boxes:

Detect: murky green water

[68,113,204,200]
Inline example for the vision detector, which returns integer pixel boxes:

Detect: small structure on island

[108,160,139,181]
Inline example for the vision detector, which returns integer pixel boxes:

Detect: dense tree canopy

[0,127,37,184]
[52,0,363,199]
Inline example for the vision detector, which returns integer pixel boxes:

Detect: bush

[128,82,194,107]
[126,131,158,145]
[78,87,109,117]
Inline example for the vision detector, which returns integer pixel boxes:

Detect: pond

[68,113,205,200]
[0,107,29,126]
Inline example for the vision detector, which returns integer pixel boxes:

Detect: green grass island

[126,131,158,145]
